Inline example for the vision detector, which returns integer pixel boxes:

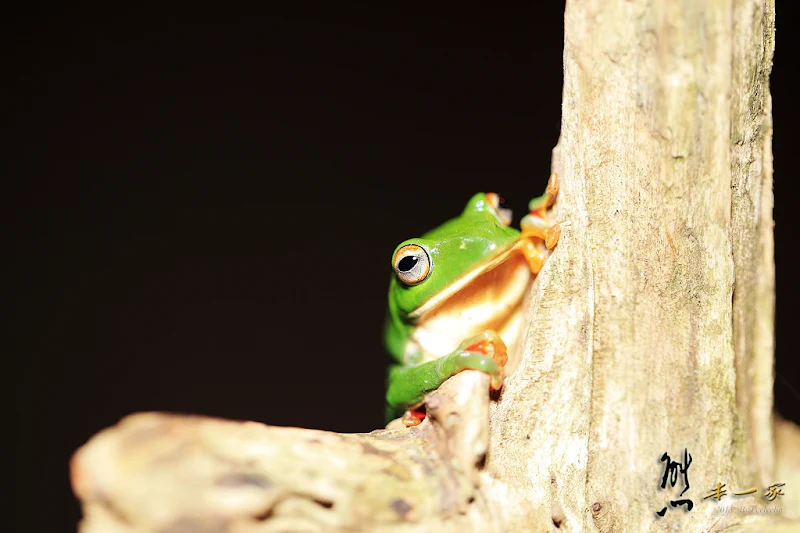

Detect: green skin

[384,193,522,421]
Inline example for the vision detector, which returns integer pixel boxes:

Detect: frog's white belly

[409,251,532,373]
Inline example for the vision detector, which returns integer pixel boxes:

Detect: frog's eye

[393,244,431,285]
[486,192,513,226]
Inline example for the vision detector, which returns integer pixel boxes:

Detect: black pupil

[398,255,419,272]
[498,196,509,209]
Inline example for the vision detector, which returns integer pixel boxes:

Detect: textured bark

[71,1,799,532]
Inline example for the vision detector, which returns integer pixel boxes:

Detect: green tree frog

[384,174,560,426]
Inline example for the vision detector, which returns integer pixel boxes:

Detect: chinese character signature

[656,449,694,517]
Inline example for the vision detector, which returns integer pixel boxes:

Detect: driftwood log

[70,0,800,531]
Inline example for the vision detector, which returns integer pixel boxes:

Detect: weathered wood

[479,0,782,530]
[70,1,799,531]
[70,372,496,533]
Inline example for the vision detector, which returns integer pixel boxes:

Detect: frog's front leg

[386,331,507,426]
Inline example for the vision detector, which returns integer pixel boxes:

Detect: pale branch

[71,372,497,533]
[71,1,800,531]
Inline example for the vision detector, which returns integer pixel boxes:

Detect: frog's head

[388,192,522,321]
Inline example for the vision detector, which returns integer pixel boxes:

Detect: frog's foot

[521,216,562,251]
[450,330,508,390]
[528,172,560,213]
[401,409,426,427]
[461,330,508,369]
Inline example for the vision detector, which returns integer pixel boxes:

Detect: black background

[10,5,799,531]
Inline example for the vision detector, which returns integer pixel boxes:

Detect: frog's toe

[545,223,561,250]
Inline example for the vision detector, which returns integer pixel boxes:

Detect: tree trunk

[70,1,800,532]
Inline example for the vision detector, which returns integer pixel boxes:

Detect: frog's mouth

[407,239,529,321]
